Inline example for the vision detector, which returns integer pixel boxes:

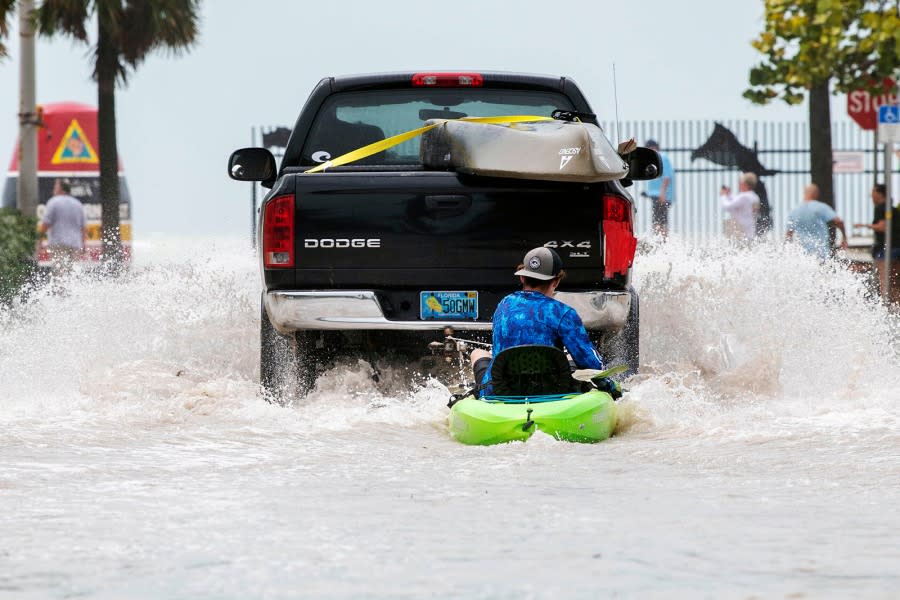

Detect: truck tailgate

[284,171,616,289]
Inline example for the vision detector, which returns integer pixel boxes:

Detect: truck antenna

[613,63,621,142]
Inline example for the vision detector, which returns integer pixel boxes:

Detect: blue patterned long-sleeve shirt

[481,290,605,394]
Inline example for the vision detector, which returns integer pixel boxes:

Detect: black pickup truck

[229,71,658,399]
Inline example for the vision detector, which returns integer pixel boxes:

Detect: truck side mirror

[624,147,663,181]
[228,148,277,185]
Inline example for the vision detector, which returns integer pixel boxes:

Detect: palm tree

[0,0,15,59]
[37,0,200,271]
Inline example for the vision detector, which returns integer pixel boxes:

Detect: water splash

[626,236,900,437]
[0,237,259,426]
[1,234,898,441]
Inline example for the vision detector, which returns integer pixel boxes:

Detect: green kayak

[448,389,617,445]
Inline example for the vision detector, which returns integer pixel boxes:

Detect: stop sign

[848,79,897,130]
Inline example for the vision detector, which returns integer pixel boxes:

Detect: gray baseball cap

[514,247,563,280]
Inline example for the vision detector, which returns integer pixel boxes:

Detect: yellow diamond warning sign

[51,119,99,165]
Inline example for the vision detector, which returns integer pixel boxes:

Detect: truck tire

[260,300,297,403]
[595,288,640,378]
[293,331,334,397]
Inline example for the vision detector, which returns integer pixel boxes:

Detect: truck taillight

[604,194,629,222]
[411,72,483,87]
[602,194,637,279]
[263,194,294,268]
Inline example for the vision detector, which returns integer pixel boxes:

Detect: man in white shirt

[38,179,87,275]
[719,172,761,241]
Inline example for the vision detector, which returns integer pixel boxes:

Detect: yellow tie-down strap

[305,115,554,173]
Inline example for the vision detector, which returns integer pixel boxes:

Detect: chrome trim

[265,289,632,334]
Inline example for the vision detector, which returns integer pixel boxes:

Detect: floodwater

[1,235,898,599]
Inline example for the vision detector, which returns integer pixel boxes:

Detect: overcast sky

[1,0,843,236]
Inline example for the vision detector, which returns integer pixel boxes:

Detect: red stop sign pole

[848,79,898,130]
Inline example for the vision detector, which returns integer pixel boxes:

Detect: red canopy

[8,101,122,173]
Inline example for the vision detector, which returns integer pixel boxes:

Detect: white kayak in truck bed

[419,119,629,183]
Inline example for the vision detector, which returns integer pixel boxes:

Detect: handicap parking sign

[878,105,900,143]
[878,105,900,124]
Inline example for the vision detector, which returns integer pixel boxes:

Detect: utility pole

[251,126,257,248]
[16,0,38,217]
[886,145,893,301]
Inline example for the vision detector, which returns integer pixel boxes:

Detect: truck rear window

[299,89,575,166]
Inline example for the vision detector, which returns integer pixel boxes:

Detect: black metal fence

[603,119,882,241]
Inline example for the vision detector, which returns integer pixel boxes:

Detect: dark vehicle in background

[229,72,659,399]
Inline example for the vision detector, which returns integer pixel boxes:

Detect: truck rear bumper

[265,290,632,334]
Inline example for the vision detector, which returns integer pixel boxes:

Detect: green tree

[0,207,37,303]
[36,0,200,271]
[0,0,15,59]
[745,0,900,207]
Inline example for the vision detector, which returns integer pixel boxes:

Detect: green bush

[0,208,38,303]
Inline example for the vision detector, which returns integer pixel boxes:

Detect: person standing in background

[854,183,900,305]
[785,183,848,261]
[644,139,675,238]
[753,177,773,238]
[719,172,761,243]
[38,179,86,276]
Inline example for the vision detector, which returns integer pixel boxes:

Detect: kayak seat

[490,345,579,396]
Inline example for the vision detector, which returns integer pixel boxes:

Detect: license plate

[420,291,479,320]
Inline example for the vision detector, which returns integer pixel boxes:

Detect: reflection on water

[1,234,898,599]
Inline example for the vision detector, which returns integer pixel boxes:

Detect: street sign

[879,104,899,123]
[832,151,865,173]
[877,104,900,143]
[847,79,897,130]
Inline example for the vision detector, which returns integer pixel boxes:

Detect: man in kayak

[470,246,621,398]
